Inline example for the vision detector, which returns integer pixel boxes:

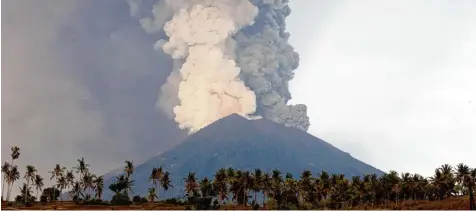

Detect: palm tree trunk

[262,191,266,206]
[52,185,56,204]
[25,179,30,204]
[6,182,11,201]
[155,183,159,201]
[2,179,5,201]
[469,183,474,210]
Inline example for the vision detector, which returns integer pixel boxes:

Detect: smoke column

[132,0,310,132]
[235,0,310,131]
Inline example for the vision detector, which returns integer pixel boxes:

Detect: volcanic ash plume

[134,0,310,133]
[235,0,310,131]
[142,0,259,133]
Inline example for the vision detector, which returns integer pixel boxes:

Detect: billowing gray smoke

[235,0,310,131]
[127,0,310,132]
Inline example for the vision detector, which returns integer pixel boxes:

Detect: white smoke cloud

[130,0,310,133]
[141,0,260,133]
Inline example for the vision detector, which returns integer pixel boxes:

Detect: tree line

[1,145,475,209]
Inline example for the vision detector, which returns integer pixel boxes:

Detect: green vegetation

[1,145,475,209]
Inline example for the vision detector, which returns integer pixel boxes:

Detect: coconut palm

[23,165,37,203]
[10,146,20,166]
[213,168,228,204]
[200,177,214,197]
[124,160,134,179]
[49,164,65,204]
[65,170,75,199]
[262,172,271,206]
[81,172,95,197]
[5,165,20,201]
[34,174,44,199]
[2,162,11,200]
[184,172,199,197]
[73,157,90,181]
[149,166,164,199]
[252,169,263,203]
[148,187,158,202]
[18,183,34,203]
[467,167,475,209]
[94,176,104,200]
[299,170,313,205]
[161,171,172,199]
[57,175,68,202]
[69,181,82,201]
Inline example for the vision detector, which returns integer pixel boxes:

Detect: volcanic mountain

[101,114,384,199]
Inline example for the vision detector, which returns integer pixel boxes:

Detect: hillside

[102,114,384,199]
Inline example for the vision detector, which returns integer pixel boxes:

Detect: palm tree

[49,164,66,204]
[65,170,75,199]
[81,172,95,198]
[161,171,173,199]
[148,187,158,202]
[6,165,20,201]
[469,168,476,209]
[2,162,11,200]
[213,168,228,204]
[200,177,214,197]
[252,169,263,203]
[10,146,20,166]
[262,172,271,206]
[34,175,44,199]
[439,164,455,198]
[112,175,134,196]
[94,176,104,200]
[7,146,20,202]
[455,163,471,195]
[149,166,164,199]
[18,183,34,203]
[299,170,313,205]
[124,160,134,179]
[271,169,283,202]
[57,175,68,202]
[184,172,199,197]
[73,157,90,181]
[69,181,82,201]
[23,165,37,203]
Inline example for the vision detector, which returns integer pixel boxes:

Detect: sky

[1,0,475,197]
[287,0,476,176]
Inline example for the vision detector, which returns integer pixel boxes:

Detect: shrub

[140,197,148,204]
[132,195,142,204]
[40,195,48,205]
[266,198,277,210]
[164,197,186,205]
[252,201,260,210]
[111,193,131,206]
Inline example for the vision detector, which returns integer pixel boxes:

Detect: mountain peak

[101,114,384,199]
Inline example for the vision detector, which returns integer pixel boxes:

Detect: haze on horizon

[1,0,475,197]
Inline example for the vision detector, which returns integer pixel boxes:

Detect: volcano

[101,114,384,199]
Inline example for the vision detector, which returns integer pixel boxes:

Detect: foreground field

[2,196,473,210]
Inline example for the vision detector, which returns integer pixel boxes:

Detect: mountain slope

[102,114,384,199]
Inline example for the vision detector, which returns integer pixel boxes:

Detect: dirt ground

[1,196,473,210]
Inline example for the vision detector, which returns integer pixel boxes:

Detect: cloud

[1,0,184,197]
